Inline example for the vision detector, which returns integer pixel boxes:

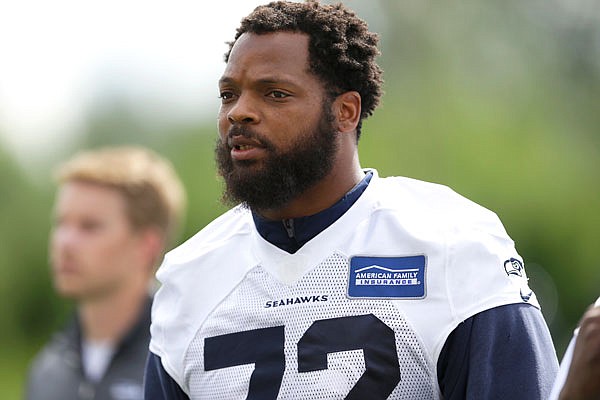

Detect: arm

[437,303,559,400]
[144,352,190,400]
[556,300,600,400]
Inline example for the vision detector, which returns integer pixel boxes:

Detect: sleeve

[144,352,190,400]
[437,303,559,400]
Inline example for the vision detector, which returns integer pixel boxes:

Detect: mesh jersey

[150,170,538,399]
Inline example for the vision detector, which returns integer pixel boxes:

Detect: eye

[80,219,103,233]
[267,90,289,99]
[218,91,236,102]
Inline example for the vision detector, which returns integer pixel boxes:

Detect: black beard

[215,107,338,214]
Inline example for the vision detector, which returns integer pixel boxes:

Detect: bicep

[437,303,559,400]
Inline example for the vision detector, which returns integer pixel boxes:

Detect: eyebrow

[218,76,300,88]
[218,77,235,86]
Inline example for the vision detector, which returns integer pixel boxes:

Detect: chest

[182,253,440,400]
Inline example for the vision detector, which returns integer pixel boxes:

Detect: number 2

[204,314,401,399]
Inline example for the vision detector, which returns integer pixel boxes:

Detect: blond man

[26,146,186,400]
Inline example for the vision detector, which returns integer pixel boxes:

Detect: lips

[229,136,265,161]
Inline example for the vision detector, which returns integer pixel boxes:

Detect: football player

[144,1,558,399]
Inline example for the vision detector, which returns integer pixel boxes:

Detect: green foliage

[2,1,600,396]
[357,0,600,354]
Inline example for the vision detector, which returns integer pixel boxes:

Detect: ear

[333,91,361,135]
[136,228,165,272]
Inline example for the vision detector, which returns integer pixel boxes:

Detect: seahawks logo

[504,258,524,277]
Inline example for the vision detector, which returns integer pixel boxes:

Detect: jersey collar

[252,170,374,253]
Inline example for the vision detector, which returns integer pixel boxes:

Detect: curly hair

[224,0,383,140]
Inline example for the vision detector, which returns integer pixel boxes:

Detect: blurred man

[145,1,558,399]
[26,146,186,400]
[549,296,600,400]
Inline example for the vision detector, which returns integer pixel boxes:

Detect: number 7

[205,314,400,399]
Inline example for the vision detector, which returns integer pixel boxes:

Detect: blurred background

[1,0,598,397]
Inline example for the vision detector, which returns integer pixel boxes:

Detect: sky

[0,0,270,164]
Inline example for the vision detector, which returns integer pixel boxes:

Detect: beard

[215,105,338,213]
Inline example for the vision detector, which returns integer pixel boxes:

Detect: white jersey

[150,170,538,399]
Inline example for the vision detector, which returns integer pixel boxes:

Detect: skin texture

[217,31,364,221]
[559,302,600,400]
[50,181,161,340]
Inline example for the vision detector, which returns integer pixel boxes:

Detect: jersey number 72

[204,314,401,399]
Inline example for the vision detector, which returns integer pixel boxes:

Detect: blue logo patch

[348,255,426,299]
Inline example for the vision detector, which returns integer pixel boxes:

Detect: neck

[78,278,149,343]
[259,151,364,220]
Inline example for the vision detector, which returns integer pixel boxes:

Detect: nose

[226,94,258,125]
[51,224,78,249]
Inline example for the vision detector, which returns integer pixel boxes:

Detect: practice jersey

[149,169,539,399]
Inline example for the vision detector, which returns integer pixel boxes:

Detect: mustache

[228,125,255,140]
[225,125,275,151]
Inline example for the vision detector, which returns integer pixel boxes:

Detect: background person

[145,1,558,399]
[26,146,186,400]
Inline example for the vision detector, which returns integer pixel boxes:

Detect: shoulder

[28,339,67,377]
[164,205,254,266]
[31,318,78,365]
[375,174,504,230]
[26,323,79,396]
[154,206,256,294]
[366,173,539,349]
[150,205,259,391]
[371,172,494,219]
[153,205,256,321]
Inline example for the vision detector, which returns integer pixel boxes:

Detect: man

[549,296,600,400]
[145,1,558,398]
[26,146,186,400]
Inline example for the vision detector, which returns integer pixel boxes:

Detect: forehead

[54,181,126,216]
[221,31,315,85]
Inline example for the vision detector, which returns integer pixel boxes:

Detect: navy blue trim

[437,303,558,399]
[252,170,373,253]
[144,352,190,400]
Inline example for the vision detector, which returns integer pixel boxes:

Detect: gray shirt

[26,297,151,400]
